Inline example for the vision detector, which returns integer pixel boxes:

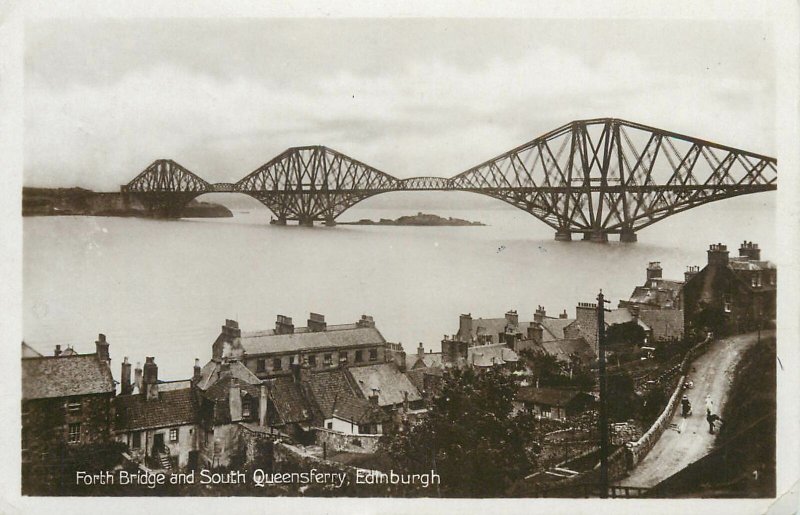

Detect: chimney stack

[739,241,761,261]
[685,265,701,283]
[707,243,730,267]
[193,358,202,383]
[120,357,132,395]
[134,362,143,393]
[222,319,241,340]
[258,384,268,427]
[403,391,409,413]
[229,380,242,422]
[458,313,473,342]
[143,357,159,401]
[417,342,425,357]
[505,310,519,327]
[646,261,663,283]
[534,306,546,323]
[307,312,327,332]
[559,309,568,319]
[356,314,375,328]
[95,333,110,364]
[527,322,543,345]
[54,344,62,357]
[275,315,294,335]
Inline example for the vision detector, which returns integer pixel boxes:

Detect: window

[326,422,333,429]
[369,348,378,361]
[323,354,332,366]
[355,350,363,362]
[289,356,296,366]
[752,274,761,288]
[169,428,178,442]
[540,406,551,419]
[770,273,776,286]
[256,359,266,373]
[68,423,81,444]
[131,431,141,449]
[67,398,81,414]
[341,353,348,365]
[307,354,317,367]
[242,400,251,418]
[273,358,282,371]
[723,295,732,313]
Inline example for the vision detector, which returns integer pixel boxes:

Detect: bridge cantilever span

[121,118,777,240]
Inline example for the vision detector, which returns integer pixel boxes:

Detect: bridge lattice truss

[122,118,777,239]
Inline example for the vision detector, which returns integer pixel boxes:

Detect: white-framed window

[323,354,332,366]
[724,295,732,313]
[242,400,251,418]
[68,423,81,444]
[289,356,296,366]
[169,428,178,442]
[540,406,551,419]
[67,398,81,414]
[369,348,378,361]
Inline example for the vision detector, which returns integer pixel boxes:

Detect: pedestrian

[707,412,722,434]
[705,395,714,416]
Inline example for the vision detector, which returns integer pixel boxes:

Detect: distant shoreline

[339,212,485,227]
[22,187,233,218]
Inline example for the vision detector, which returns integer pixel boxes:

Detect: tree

[381,367,537,497]
[606,371,638,422]
[606,321,647,348]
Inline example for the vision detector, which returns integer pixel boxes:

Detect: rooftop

[239,325,386,355]
[467,343,519,367]
[541,338,595,364]
[196,359,261,391]
[22,353,114,400]
[539,317,575,342]
[113,388,198,431]
[268,376,312,425]
[348,362,422,407]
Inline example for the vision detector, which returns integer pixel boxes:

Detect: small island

[22,187,233,218]
[340,212,485,227]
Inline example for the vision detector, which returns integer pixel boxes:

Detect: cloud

[25,44,774,190]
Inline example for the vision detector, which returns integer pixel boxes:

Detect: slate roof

[305,369,385,424]
[468,318,517,343]
[348,363,422,407]
[239,325,386,355]
[638,309,684,340]
[729,258,776,271]
[467,343,519,367]
[516,387,590,407]
[158,380,192,392]
[196,359,261,391]
[113,388,198,431]
[22,354,115,400]
[410,352,443,369]
[268,376,312,425]
[541,338,595,364]
[539,318,575,342]
[605,308,650,331]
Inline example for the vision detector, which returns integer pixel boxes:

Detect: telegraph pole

[597,290,611,498]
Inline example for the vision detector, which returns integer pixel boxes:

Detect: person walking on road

[706,412,723,434]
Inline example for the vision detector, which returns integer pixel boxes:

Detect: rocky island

[341,212,485,226]
[22,187,233,218]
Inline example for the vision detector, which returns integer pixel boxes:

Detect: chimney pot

[121,356,132,395]
[54,344,62,357]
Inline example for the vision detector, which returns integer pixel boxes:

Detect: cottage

[514,387,594,420]
[21,337,115,481]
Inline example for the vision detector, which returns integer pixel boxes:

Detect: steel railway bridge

[120,118,777,242]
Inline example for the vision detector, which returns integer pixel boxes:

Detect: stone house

[683,242,776,336]
[21,336,115,481]
[211,314,389,378]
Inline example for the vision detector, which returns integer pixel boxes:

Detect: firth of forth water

[23,192,775,380]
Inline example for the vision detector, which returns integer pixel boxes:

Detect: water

[23,192,776,380]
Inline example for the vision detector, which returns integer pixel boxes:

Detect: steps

[158,451,172,471]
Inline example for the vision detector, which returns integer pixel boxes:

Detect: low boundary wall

[626,335,714,467]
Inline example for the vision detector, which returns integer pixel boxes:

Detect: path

[620,330,772,488]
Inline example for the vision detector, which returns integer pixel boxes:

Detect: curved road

[620,330,772,488]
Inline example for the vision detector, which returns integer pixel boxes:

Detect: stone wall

[315,427,382,454]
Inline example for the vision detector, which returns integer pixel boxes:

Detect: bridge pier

[619,229,638,243]
[271,217,287,226]
[324,217,337,227]
[299,218,314,227]
[585,231,608,243]
[554,229,572,242]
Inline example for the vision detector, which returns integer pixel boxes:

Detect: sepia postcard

[2,1,799,514]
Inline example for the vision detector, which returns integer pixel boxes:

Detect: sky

[24,18,776,191]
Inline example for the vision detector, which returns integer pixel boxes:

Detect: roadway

[620,330,772,488]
